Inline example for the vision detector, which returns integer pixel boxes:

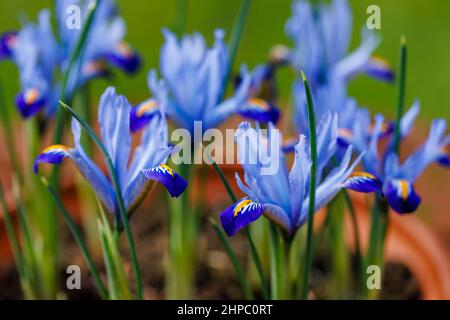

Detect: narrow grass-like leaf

[393,36,407,154]
[97,199,132,300]
[221,0,251,100]
[52,0,99,148]
[41,177,108,299]
[210,218,254,300]
[300,71,318,300]
[207,151,268,299]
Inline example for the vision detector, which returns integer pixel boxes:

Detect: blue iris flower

[286,0,393,87]
[342,101,449,214]
[1,0,140,119]
[285,0,393,134]
[220,114,380,236]
[132,29,279,135]
[34,87,187,215]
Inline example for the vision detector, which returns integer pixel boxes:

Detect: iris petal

[366,56,395,83]
[343,171,381,193]
[33,145,70,173]
[15,88,46,118]
[142,164,187,198]
[106,42,141,74]
[130,99,160,133]
[384,179,421,214]
[220,198,265,236]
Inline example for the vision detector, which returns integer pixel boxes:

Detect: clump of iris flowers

[1,0,140,119]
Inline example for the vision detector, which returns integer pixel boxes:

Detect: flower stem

[210,218,254,300]
[41,177,108,299]
[393,36,407,154]
[59,101,143,300]
[300,71,318,300]
[343,190,364,296]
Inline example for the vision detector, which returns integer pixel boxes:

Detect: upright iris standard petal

[33,144,70,173]
[15,88,47,118]
[105,42,141,74]
[0,31,17,59]
[142,165,188,198]
[239,98,280,124]
[383,179,421,214]
[98,87,132,186]
[220,198,265,237]
[130,99,160,133]
[343,171,382,193]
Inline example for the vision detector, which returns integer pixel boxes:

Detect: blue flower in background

[286,0,393,87]
[0,31,17,60]
[285,0,394,134]
[343,102,449,214]
[220,115,380,236]
[1,0,140,119]
[137,29,278,135]
[34,87,187,214]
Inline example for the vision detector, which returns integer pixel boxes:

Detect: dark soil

[0,190,422,300]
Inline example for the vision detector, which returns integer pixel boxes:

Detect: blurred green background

[0,0,449,122]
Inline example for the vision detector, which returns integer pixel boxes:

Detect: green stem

[173,0,189,37]
[343,190,364,296]
[221,0,251,100]
[365,194,389,299]
[59,101,143,300]
[300,71,318,300]
[0,76,23,183]
[42,178,108,299]
[393,36,407,154]
[210,218,254,300]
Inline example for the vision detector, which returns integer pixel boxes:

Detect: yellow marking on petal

[283,136,299,146]
[350,171,377,180]
[117,42,133,58]
[25,88,40,105]
[137,100,158,117]
[248,98,270,111]
[42,144,69,154]
[338,128,353,138]
[368,121,391,135]
[233,199,253,218]
[400,180,409,201]
[84,60,106,75]
[160,164,175,178]
[6,34,17,48]
[371,55,390,67]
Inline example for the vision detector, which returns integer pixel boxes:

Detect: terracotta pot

[344,193,450,300]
